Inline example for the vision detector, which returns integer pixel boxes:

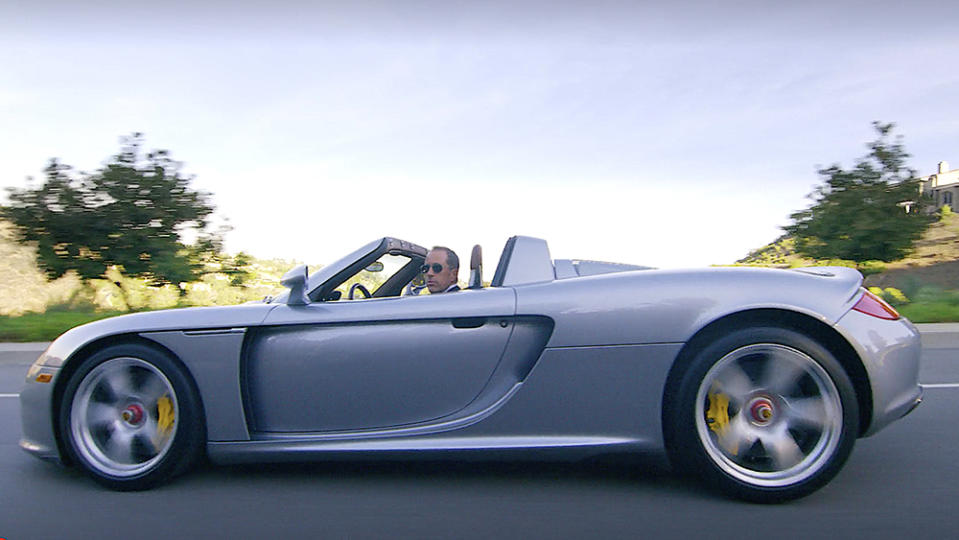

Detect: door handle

[451,317,486,329]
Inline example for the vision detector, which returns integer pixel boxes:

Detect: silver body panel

[19,362,61,461]
[208,343,678,465]
[833,309,924,436]
[20,236,922,468]
[553,259,653,279]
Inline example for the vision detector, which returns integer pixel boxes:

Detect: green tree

[784,122,934,263]
[2,134,218,287]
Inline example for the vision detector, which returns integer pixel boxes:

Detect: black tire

[667,326,859,502]
[58,343,204,490]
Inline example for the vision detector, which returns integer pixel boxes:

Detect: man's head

[423,246,459,293]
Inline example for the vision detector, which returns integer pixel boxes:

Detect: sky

[2,1,958,271]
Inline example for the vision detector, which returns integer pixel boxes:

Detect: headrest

[468,244,483,289]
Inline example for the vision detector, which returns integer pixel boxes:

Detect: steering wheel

[348,283,371,300]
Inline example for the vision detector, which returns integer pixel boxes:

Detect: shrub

[818,259,857,269]
[869,286,910,306]
[883,287,909,305]
[858,260,886,276]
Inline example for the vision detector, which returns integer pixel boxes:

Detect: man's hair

[431,246,459,271]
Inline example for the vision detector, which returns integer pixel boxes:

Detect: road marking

[0,393,19,398]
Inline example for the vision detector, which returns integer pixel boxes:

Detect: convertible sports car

[20,236,922,501]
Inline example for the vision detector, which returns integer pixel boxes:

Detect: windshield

[333,253,413,300]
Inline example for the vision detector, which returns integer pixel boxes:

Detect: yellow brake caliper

[706,385,738,456]
[157,396,175,434]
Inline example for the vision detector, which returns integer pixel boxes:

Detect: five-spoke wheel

[668,326,858,502]
[60,343,203,490]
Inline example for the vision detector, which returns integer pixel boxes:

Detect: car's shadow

[187,453,711,499]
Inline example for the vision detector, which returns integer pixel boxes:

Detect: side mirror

[280,265,310,305]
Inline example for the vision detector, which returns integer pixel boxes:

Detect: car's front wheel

[667,326,858,502]
[59,343,204,490]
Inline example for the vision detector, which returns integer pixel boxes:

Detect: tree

[784,122,934,264]
[2,134,218,287]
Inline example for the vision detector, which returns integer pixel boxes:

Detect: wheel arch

[661,308,873,455]
[51,333,208,467]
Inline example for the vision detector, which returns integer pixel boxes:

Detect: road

[1,333,957,539]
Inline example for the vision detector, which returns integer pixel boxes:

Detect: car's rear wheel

[59,343,204,490]
[668,326,858,502]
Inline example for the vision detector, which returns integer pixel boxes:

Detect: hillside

[0,219,305,316]
[737,210,959,290]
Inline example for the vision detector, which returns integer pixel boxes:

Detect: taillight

[852,289,900,320]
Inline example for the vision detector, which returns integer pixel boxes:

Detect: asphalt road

[1,335,957,539]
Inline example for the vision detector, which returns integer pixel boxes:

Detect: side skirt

[207,435,658,465]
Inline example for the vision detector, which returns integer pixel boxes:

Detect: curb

[915,323,959,334]
[916,324,959,349]
[0,342,50,352]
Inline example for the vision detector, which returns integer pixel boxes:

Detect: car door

[245,287,516,433]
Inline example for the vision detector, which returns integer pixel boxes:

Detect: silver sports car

[20,236,923,501]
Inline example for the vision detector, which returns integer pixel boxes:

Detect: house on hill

[919,161,959,210]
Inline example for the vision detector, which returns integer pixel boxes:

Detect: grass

[899,302,959,324]
[0,310,126,342]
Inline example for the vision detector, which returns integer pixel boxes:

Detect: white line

[0,393,19,398]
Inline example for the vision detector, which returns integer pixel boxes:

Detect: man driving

[423,246,460,293]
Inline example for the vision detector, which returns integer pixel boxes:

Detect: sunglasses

[420,263,445,274]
